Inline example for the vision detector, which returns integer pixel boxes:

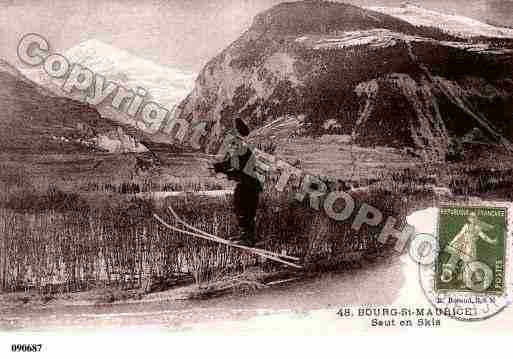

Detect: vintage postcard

[1,0,513,356]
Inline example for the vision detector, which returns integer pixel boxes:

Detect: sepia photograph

[1,0,513,354]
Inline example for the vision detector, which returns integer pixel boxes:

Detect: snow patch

[323,119,341,131]
[96,127,148,153]
[368,4,513,39]
[313,29,400,49]
[307,29,512,54]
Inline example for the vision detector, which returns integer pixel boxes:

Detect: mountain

[367,3,513,39]
[175,1,513,160]
[21,39,196,131]
[0,59,55,98]
[0,59,148,154]
[486,0,513,28]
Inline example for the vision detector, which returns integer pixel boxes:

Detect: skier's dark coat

[213,145,262,245]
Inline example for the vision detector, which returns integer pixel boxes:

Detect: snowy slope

[367,4,513,39]
[64,39,196,110]
[295,29,512,54]
[21,39,196,130]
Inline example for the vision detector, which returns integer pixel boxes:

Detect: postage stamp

[435,205,507,294]
[418,203,512,322]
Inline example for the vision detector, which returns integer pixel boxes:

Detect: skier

[212,117,263,247]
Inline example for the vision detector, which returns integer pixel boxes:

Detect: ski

[166,206,300,262]
[153,213,303,269]
[228,236,271,248]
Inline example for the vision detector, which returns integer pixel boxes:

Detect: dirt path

[4,207,511,333]
[0,255,405,331]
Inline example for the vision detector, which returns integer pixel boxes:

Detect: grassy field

[0,185,405,294]
[1,142,513,298]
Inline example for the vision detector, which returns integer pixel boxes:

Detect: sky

[1,0,513,72]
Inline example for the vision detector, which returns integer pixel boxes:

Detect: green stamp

[436,205,507,294]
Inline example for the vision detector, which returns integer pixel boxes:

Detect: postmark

[418,203,513,321]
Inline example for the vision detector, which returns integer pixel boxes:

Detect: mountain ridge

[175,1,513,160]
[368,3,513,39]
[0,59,149,155]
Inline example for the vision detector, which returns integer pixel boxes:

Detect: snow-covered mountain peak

[20,39,197,134]
[367,4,513,39]
[65,39,196,102]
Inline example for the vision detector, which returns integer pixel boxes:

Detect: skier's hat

[234,117,250,137]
